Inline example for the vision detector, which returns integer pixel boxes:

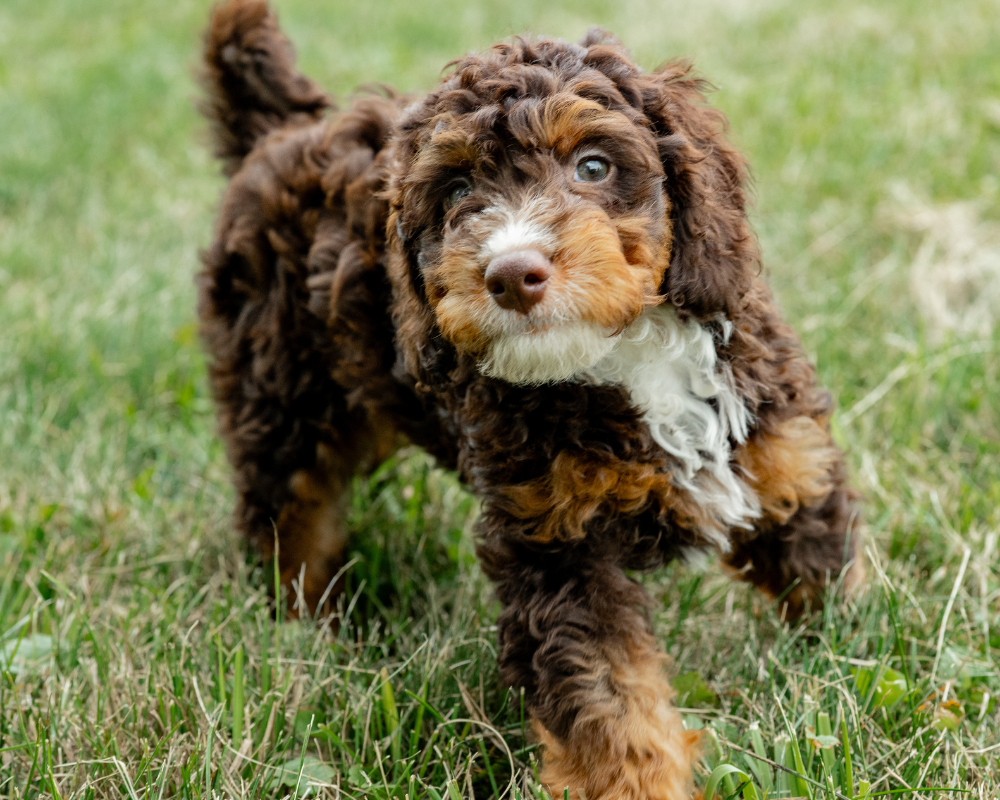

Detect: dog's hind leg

[199,240,402,615]
[479,537,700,800]
[197,138,402,616]
[199,232,389,615]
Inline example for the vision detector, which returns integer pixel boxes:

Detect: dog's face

[396,92,671,385]
[389,35,755,386]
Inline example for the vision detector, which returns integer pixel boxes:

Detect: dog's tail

[200,0,330,175]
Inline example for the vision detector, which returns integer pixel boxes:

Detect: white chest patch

[583,305,761,546]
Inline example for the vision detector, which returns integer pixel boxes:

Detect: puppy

[197,1,861,796]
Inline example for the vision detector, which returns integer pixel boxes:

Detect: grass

[0,0,998,796]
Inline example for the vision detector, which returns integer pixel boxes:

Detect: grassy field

[1,0,998,796]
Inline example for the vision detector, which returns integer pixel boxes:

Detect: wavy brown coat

[197,2,860,797]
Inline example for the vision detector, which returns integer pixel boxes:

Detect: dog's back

[197,0,446,609]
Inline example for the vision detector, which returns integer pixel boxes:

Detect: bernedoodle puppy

[197,1,861,796]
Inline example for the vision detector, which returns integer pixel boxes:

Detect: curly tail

[200,0,330,175]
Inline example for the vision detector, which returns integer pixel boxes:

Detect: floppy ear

[639,61,759,319]
[385,211,457,390]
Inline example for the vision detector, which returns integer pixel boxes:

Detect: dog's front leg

[479,536,699,800]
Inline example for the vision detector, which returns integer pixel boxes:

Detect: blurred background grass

[0,0,998,796]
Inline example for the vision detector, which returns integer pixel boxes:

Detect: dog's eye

[574,157,610,183]
[446,181,473,208]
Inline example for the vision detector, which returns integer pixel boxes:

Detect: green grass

[1,0,998,796]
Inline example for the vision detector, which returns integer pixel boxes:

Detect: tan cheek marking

[426,204,669,354]
[735,415,840,524]
[615,212,672,292]
[435,294,492,355]
[422,235,491,352]
[496,450,714,543]
[535,635,701,800]
[554,209,659,331]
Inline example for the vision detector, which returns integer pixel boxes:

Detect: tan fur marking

[275,468,347,614]
[407,124,480,181]
[538,95,612,155]
[536,636,700,800]
[536,94,643,159]
[498,450,712,542]
[551,206,662,331]
[615,212,672,289]
[736,415,839,524]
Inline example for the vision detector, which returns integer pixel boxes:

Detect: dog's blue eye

[575,157,610,182]
[447,182,473,208]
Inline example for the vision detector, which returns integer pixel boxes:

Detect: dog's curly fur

[197,2,861,796]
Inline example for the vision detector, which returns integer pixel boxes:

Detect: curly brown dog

[197,1,861,796]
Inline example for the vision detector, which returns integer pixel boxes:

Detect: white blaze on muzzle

[480,196,559,260]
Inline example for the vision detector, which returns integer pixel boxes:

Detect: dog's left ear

[637,61,759,318]
[386,211,456,390]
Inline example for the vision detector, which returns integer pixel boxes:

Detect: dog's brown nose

[484,249,552,313]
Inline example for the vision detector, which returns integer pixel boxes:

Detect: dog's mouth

[477,318,621,385]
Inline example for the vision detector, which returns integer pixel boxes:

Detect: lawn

[0,0,998,797]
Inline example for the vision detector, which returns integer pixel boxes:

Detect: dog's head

[387,31,758,387]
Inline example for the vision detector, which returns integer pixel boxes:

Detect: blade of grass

[232,644,244,743]
[380,667,401,764]
[839,703,854,799]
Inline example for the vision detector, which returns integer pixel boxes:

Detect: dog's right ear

[636,61,759,319]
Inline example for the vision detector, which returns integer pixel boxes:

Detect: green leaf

[266,757,336,798]
[807,733,839,749]
[673,671,720,708]
[853,666,908,708]
[815,711,836,766]
[774,736,791,797]
[231,645,244,743]
[702,764,760,800]
[347,763,370,787]
[132,466,155,500]
[840,703,855,799]
[932,699,964,731]
[0,633,54,675]
[783,734,811,799]
[380,666,401,761]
